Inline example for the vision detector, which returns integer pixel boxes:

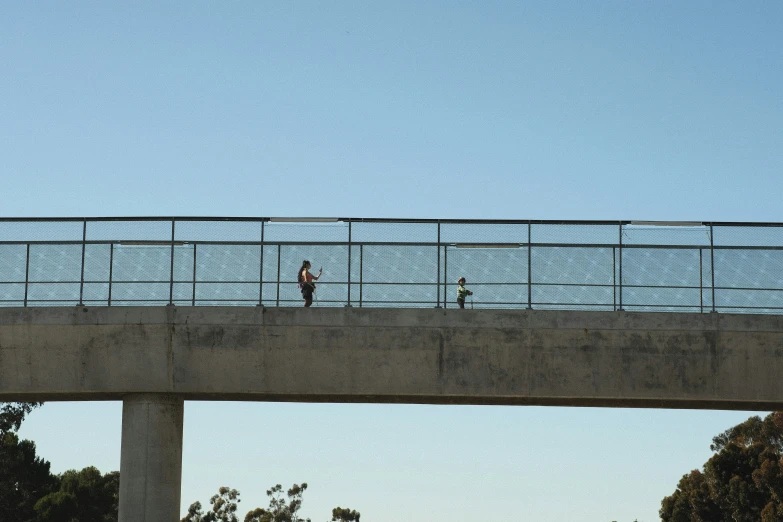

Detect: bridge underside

[2,306,783,410]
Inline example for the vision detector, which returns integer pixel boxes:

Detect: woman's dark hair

[297,260,310,283]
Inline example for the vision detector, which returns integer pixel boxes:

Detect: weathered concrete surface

[118,394,183,522]
[1,306,783,409]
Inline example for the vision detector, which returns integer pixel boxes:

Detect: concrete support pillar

[119,394,184,522]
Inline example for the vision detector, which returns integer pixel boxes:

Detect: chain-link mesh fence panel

[619,287,702,312]
[83,283,110,304]
[175,220,262,242]
[361,245,438,283]
[194,245,259,283]
[713,225,783,247]
[620,248,703,311]
[714,289,783,313]
[0,220,83,242]
[441,223,528,244]
[352,244,439,306]
[110,283,170,305]
[173,246,195,283]
[0,245,27,282]
[445,246,528,308]
[259,244,279,306]
[27,283,81,304]
[28,245,82,282]
[622,248,702,287]
[112,245,172,282]
[533,285,615,310]
[713,249,783,313]
[86,220,172,241]
[84,244,111,283]
[532,247,614,285]
[621,224,711,246]
[170,282,192,305]
[531,246,615,310]
[445,246,528,283]
[195,283,259,305]
[263,222,348,243]
[533,223,618,245]
[359,283,439,307]
[0,283,25,305]
[351,222,438,243]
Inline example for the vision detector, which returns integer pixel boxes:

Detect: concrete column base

[119,394,184,522]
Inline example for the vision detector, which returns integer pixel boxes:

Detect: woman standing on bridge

[298,260,322,307]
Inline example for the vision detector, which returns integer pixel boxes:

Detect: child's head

[457,277,466,285]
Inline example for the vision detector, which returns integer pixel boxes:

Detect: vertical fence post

[108,243,114,306]
[276,244,281,307]
[444,244,448,309]
[192,244,197,307]
[618,221,623,311]
[612,246,616,311]
[168,219,175,306]
[699,248,703,313]
[436,221,441,308]
[78,218,87,306]
[258,220,265,307]
[359,244,363,308]
[23,243,30,307]
[710,224,716,312]
[347,219,352,307]
[527,222,532,309]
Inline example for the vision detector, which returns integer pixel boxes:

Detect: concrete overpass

[2,306,783,520]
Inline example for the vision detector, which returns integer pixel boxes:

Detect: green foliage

[0,431,58,522]
[0,404,118,522]
[661,411,783,522]
[33,466,120,522]
[710,412,783,453]
[243,483,311,522]
[185,483,360,522]
[0,402,43,434]
[181,487,242,522]
[330,506,361,521]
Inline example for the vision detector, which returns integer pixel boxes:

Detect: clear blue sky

[3,2,782,520]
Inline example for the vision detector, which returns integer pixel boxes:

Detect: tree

[0,402,119,522]
[0,402,43,435]
[661,411,783,522]
[185,484,360,522]
[0,431,58,522]
[181,487,242,522]
[330,507,361,521]
[33,466,120,522]
[243,483,311,522]
[0,403,56,522]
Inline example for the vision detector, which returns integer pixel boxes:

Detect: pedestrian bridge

[3,216,783,522]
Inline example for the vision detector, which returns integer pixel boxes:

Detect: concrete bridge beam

[118,394,184,522]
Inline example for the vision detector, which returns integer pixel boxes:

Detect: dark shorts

[302,285,314,300]
[457,298,465,308]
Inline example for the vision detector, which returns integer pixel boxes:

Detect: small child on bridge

[456,277,473,309]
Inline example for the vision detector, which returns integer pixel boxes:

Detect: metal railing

[1,217,782,312]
